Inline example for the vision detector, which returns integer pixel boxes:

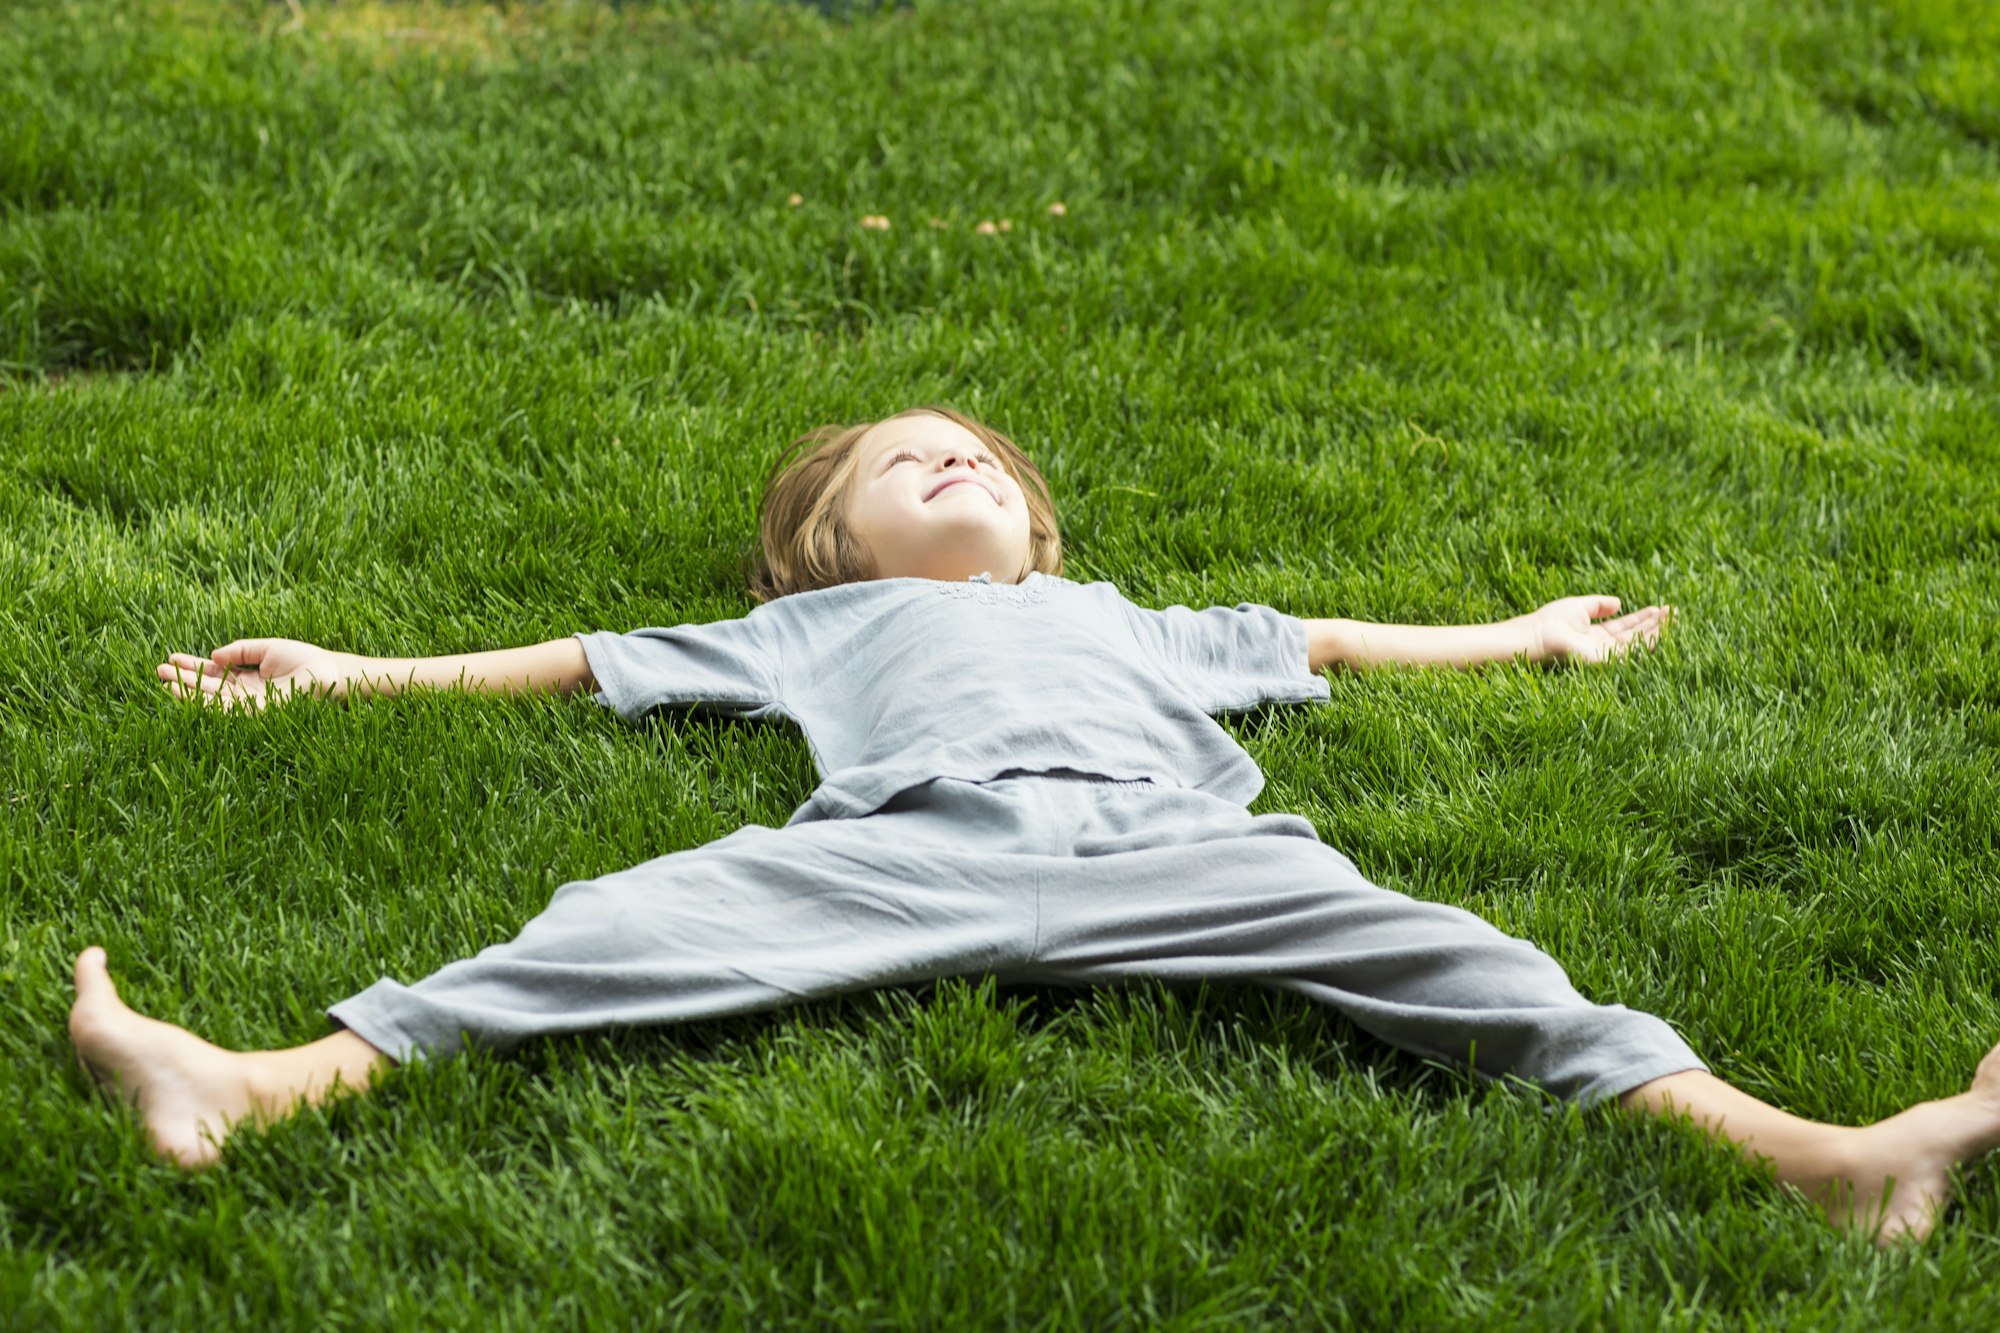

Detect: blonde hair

[747,405,1063,603]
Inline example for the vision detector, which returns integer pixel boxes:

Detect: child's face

[843,415,1034,583]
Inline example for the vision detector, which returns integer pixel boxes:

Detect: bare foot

[67,945,267,1167]
[1818,1042,2000,1246]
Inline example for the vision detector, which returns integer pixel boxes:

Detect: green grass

[4,0,1999,1324]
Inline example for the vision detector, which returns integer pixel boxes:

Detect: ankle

[242,1050,307,1121]
[1806,1123,1864,1189]
[1759,1124,1868,1225]
[1895,1089,2000,1160]
[248,1032,389,1120]
[1958,1080,2000,1128]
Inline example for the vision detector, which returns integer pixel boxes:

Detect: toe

[72,946,116,1004]
[68,947,128,1054]
[1974,1041,2000,1095]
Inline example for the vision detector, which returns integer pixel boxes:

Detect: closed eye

[887,450,1002,469]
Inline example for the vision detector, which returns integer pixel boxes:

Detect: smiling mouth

[925,477,995,502]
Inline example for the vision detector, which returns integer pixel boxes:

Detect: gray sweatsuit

[327,571,1705,1106]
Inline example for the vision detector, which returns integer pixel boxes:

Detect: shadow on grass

[504,974,1489,1116]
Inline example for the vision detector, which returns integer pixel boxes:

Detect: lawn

[3,0,1999,1326]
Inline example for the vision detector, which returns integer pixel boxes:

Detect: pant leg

[327,782,1043,1062]
[1021,784,1707,1108]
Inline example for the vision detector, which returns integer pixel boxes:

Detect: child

[79,404,2000,1246]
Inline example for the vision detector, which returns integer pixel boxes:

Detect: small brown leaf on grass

[975,219,998,235]
[787,193,803,206]
[1048,201,1067,216]
[861,214,890,230]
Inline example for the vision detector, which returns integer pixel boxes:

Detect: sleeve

[1119,598,1331,715]
[573,612,783,724]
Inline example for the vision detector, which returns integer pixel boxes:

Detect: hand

[1518,596,1674,665]
[155,638,354,712]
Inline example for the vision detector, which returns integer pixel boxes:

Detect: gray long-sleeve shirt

[576,570,1329,823]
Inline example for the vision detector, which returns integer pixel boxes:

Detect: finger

[1609,610,1668,652]
[1584,595,1621,620]
[1606,607,1663,637]
[177,670,263,709]
[157,663,229,692]
[223,680,277,712]
[158,660,219,684]
[160,677,222,708]
[210,639,277,670]
[1606,606,1663,630]
[163,652,227,678]
[227,675,293,712]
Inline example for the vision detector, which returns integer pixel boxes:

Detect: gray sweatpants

[327,771,1705,1107]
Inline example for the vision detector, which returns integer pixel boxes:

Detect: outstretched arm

[156,637,595,711]
[1304,596,1673,672]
